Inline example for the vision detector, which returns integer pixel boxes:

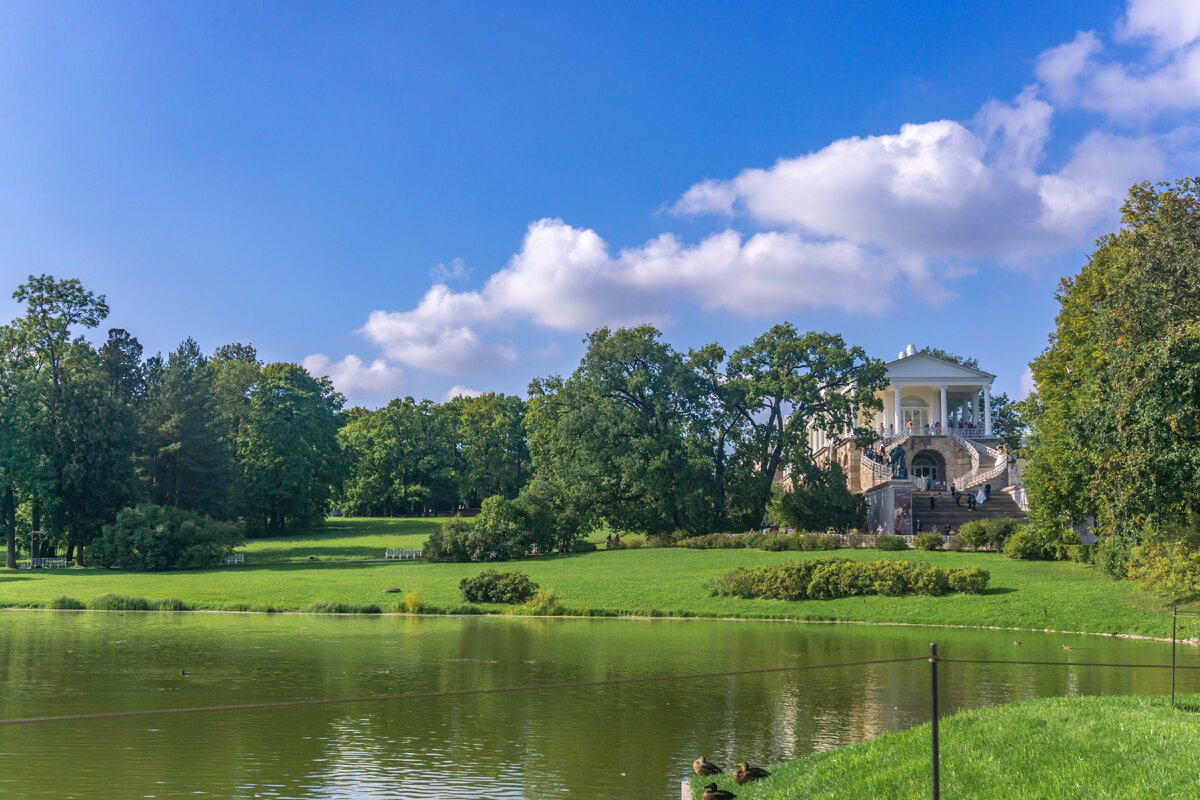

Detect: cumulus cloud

[1019,367,1037,399]
[301,353,403,396]
[443,385,484,401]
[1038,0,1200,119]
[673,89,1162,262]
[360,218,906,371]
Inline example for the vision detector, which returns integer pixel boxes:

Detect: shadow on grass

[983,587,1017,596]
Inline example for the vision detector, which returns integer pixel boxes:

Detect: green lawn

[0,517,1187,638]
[690,693,1200,799]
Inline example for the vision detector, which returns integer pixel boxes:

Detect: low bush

[875,535,907,551]
[153,598,190,611]
[624,536,644,549]
[86,503,242,571]
[711,558,989,601]
[47,595,85,610]
[914,531,943,551]
[986,518,1020,550]
[404,591,425,613]
[517,589,565,616]
[846,532,868,549]
[948,566,991,594]
[956,521,989,550]
[89,593,151,611]
[459,570,539,603]
[646,536,670,548]
[944,535,966,552]
[305,601,382,614]
[570,539,598,553]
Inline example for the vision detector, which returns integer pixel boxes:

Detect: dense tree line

[0,274,883,566]
[0,275,347,565]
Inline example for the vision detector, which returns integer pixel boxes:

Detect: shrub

[911,564,951,595]
[875,535,907,551]
[711,558,989,601]
[948,566,991,594]
[1097,530,1139,578]
[570,539,598,553]
[944,535,965,552]
[956,521,989,550]
[404,592,425,613]
[517,589,565,616]
[89,593,150,611]
[757,535,788,551]
[846,532,868,549]
[47,596,85,610]
[914,531,943,551]
[86,503,242,571]
[424,517,474,562]
[646,536,670,548]
[153,598,190,611]
[459,570,539,603]
[305,601,381,614]
[985,518,1020,550]
[624,536,644,549]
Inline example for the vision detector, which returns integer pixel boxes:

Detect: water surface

[0,612,1192,799]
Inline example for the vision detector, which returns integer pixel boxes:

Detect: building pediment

[883,353,995,384]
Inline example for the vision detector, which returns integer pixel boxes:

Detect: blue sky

[2,0,1197,405]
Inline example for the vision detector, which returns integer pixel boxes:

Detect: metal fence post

[1172,604,1177,708]
[930,642,940,800]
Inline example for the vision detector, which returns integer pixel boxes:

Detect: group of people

[877,420,982,437]
[941,482,992,509]
[863,445,889,465]
[604,533,621,549]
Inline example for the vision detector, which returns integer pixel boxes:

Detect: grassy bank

[689,693,1200,799]
[0,518,1187,638]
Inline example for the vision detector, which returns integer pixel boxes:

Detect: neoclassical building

[811,345,1010,496]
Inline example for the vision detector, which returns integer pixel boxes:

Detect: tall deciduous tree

[1024,178,1200,572]
[239,363,344,533]
[724,326,886,529]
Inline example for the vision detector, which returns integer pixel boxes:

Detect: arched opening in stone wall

[911,450,945,483]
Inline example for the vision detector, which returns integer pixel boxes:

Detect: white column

[893,386,902,434]
[939,385,947,434]
[984,386,993,436]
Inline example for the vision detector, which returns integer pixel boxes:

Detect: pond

[0,612,1193,799]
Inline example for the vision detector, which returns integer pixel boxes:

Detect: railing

[384,548,423,560]
[21,557,68,569]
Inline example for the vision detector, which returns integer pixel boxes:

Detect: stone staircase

[912,490,1026,533]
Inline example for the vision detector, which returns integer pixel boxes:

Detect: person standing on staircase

[984,482,992,501]
[967,492,976,510]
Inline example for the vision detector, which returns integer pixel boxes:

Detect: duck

[693,756,723,776]
[733,762,771,785]
[702,783,737,800]
[1013,641,1022,646]
[1062,645,1073,651]
[180,670,190,677]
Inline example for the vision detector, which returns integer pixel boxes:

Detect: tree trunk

[3,485,15,569]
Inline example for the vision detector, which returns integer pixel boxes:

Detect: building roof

[882,351,996,382]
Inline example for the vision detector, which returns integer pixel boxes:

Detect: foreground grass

[0,518,1187,638]
[690,694,1200,799]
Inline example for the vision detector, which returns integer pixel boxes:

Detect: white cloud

[301,353,403,397]
[1038,1,1200,119]
[673,89,1160,263]
[360,218,908,373]
[1019,367,1036,399]
[429,257,471,283]
[443,385,484,401]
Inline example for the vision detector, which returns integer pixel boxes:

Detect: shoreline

[3,604,1194,646]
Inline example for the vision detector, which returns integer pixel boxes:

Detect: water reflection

[0,612,1194,799]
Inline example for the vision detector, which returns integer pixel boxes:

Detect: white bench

[384,548,423,560]
[223,553,245,565]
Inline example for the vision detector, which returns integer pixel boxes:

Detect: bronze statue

[889,445,908,479]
